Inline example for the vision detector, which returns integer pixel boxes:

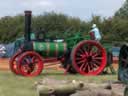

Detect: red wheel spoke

[89,51,93,56]
[81,46,89,54]
[32,56,36,61]
[93,57,102,60]
[87,44,93,52]
[87,64,90,73]
[92,59,101,65]
[76,57,84,61]
[33,60,39,64]
[93,63,99,68]
[23,65,29,70]
[78,48,85,54]
[89,62,94,72]
[87,46,97,56]
[24,58,31,64]
[84,51,89,57]
[80,63,85,71]
[32,56,39,64]
[80,62,88,71]
[92,52,99,57]
[96,50,102,55]
[77,59,86,64]
[83,63,88,71]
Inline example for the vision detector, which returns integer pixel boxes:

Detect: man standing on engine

[90,24,102,41]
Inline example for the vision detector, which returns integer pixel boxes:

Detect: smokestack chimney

[24,10,32,42]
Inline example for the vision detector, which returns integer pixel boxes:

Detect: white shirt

[91,27,102,41]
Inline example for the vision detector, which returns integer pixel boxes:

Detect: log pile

[35,78,127,96]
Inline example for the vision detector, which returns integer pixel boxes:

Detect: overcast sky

[0,0,125,20]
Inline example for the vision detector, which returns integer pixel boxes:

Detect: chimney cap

[24,10,32,15]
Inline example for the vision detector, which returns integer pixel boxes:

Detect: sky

[0,0,125,20]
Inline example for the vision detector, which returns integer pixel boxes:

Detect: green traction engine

[9,11,112,77]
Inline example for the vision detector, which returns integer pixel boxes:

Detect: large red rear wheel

[9,50,22,75]
[18,51,43,77]
[71,40,107,75]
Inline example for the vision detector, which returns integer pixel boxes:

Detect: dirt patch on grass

[0,58,9,70]
[0,58,64,71]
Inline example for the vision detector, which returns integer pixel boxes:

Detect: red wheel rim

[71,40,107,75]
[18,51,43,77]
[9,51,22,75]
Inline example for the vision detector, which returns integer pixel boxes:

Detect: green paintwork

[65,33,90,49]
[33,42,66,57]
[14,31,112,58]
[65,32,112,52]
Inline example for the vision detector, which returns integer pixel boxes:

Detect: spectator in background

[0,43,15,58]
[0,44,6,57]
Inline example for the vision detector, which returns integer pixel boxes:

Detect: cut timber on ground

[35,78,126,96]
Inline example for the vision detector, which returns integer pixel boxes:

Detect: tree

[115,0,128,19]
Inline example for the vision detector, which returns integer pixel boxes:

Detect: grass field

[0,70,117,96]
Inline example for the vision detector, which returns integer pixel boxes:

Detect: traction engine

[10,11,108,77]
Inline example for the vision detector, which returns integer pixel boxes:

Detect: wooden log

[36,79,84,96]
[71,88,112,96]
[37,83,83,96]
[83,83,111,90]
[111,83,126,96]
[71,82,126,96]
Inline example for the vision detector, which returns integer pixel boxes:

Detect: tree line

[0,0,128,43]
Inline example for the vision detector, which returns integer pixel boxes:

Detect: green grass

[0,70,117,96]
